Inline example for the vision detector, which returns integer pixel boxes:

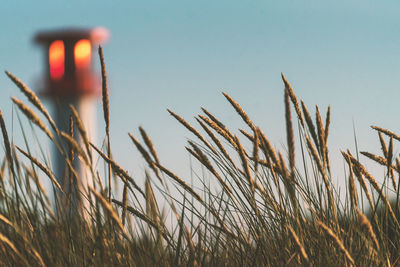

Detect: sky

[1,1,400,192]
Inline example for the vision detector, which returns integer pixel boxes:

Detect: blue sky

[1,1,400,189]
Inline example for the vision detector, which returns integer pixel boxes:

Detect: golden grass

[69,104,92,162]
[168,109,217,155]
[16,146,62,192]
[2,62,400,266]
[60,131,89,165]
[317,221,355,265]
[199,114,238,149]
[185,141,233,195]
[284,86,295,175]
[12,97,54,141]
[196,117,236,167]
[281,73,305,128]
[222,92,256,132]
[128,132,160,180]
[98,46,112,202]
[287,225,309,264]
[356,208,379,251]
[89,186,126,236]
[0,109,14,176]
[5,71,57,133]
[201,107,235,141]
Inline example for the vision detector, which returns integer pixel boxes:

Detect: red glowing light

[74,39,91,70]
[49,40,65,80]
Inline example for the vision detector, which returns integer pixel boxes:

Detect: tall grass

[0,55,400,266]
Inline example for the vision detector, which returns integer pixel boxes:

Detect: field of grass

[0,48,399,266]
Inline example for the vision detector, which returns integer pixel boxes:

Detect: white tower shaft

[53,97,96,217]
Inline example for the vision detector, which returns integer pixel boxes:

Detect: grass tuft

[1,66,400,266]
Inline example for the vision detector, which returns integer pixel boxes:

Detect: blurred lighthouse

[34,27,109,216]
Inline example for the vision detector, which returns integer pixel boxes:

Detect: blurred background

[1,0,399,192]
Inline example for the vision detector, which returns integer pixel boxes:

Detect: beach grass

[0,53,399,266]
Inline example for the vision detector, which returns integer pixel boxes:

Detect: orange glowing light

[49,40,65,80]
[74,39,91,70]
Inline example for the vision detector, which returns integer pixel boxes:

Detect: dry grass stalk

[347,159,358,209]
[324,106,331,145]
[186,142,233,195]
[356,208,379,250]
[184,225,198,267]
[128,132,161,180]
[157,159,234,237]
[388,136,393,164]
[60,131,89,165]
[287,225,309,264]
[306,135,337,218]
[315,106,326,162]
[16,146,63,192]
[222,92,256,131]
[371,125,400,142]
[301,100,319,148]
[349,155,399,228]
[201,107,235,140]
[139,126,160,164]
[234,136,255,193]
[284,87,295,175]
[0,110,14,175]
[0,160,4,181]
[11,144,22,182]
[89,186,126,235]
[278,152,290,181]
[0,214,13,228]
[362,150,396,188]
[387,137,396,188]
[252,130,260,172]
[90,143,145,197]
[198,114,237,149]
[278,150,299,215]
[67,114,76,205]
[12,97,54,141]
[394,158,400,172]
[167,109,217,155]
[25,165,49,204]
[154,162,203,203]
[0,210,45,267]
[154,161,235,236]
[317,221,355,265]
[378,132,388,159]
[196,118,236,167]
[145,174,160,226]
[281,73,305,127]
[69,105,92,162]
[68,115,74,162]
[30,248,46,267]
[121,181,129,226]
[360,151,388,166]
[98,47,110,135]
[396,158,400,174]
[239,129,254,142]
[112,199,167,239]
[263,155,281,196]
[305,135,329,189]
[0,232,28,266]
[5,71,57,133]
[257,159,279,172]
[257,128,280,168]
[391,168,400,196]
[98,46,112,202]
[342,151,375,211]
[325,146,331,173]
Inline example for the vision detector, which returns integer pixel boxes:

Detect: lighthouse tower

[34,27,109,216]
